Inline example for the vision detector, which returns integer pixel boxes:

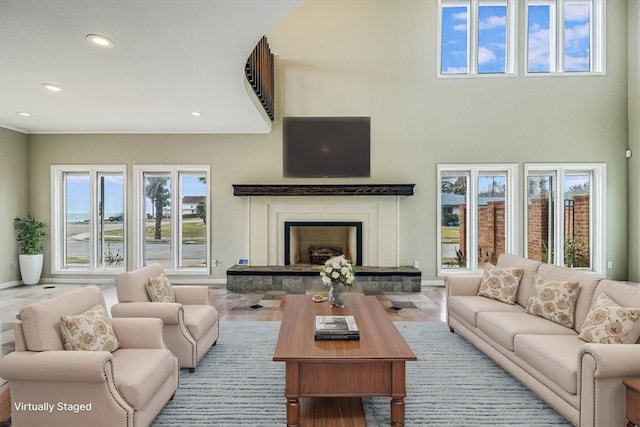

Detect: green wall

[0,128,29,285]
[3,0,637,282]
[628,0,640,282]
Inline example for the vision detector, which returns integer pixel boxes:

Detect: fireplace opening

[284,221,363,266]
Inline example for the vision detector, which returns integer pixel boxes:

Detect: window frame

[437,163,518,276]
[524,163,606,274]
[133,164,211,274]
[524,0,605,76]
[438,0,518,78]
[51,165,127,275]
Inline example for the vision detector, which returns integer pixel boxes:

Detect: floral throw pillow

[146,273,175,303]
[579,293,640,344]
[525,275,579,328]
[59,304,120,352]
[477,263,523,304]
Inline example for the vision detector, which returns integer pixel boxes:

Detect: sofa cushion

[536,263,602,332]
[477,263,523,304]
[477,312,575,351]
[146,273,175,303]
[112,348,176,410]
[578,293,640,344]
[448,295,524,327]
[514,334,581,395]
[525,274,580,328]
[591,280,640,344]
[59,304,120,352]
[18,286,105,351]
[183,305,219,341]
[496,253,543,307]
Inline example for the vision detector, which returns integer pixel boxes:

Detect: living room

[1,0,639,426]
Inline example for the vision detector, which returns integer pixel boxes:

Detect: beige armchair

[111,264,219,372]
[0,285,179,427]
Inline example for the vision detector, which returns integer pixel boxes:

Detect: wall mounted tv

[283,116,371,178]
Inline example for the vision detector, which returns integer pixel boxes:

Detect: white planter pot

[19,253,43,285]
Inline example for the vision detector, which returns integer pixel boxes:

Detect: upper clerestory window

[438,0,517,76]
[526,0,605,74]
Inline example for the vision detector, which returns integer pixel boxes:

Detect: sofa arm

[578,343,640,427]
[446,275,483,297]
[173,285,210,305]
[111,301,183,324]
[111,317,167,349]
[579,343,640,378]
[0,350,112,382]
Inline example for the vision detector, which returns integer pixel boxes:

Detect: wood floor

[208,285,447,322]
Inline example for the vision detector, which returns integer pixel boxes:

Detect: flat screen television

[283,116,370,178]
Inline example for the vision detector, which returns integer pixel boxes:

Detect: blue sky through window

[442,1,592,75]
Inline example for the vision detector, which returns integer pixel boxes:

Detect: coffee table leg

[391,397,405,426]
[286,397,300,427]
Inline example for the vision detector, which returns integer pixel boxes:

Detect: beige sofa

[446,254,640,427]
[111,264,219,372]
[0,285,179,427]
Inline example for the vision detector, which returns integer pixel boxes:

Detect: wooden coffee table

[273,294,417,427]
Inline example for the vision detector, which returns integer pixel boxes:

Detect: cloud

[445,66,468,74]
[452,11,468,21]
[565,54,590,71]
[479,15,506,30]
[528,26,550,71]
[454,23,467,32]
[478,46,497,64]
[565,22,590,43]
[564,4,589,22]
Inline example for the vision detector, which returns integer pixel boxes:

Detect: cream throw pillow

[477,263,523,304]
[579,293,640,344]
[525,274,579,328]
[59,304,120,352]
[146,273,175,303]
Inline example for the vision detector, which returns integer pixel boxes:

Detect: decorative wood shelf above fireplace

[232,184,415,197]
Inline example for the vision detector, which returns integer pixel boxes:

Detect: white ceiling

[0,0,304,134]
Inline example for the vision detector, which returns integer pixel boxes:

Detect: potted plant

[14,214,46,285]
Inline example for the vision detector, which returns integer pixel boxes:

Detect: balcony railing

[245,36,274,120]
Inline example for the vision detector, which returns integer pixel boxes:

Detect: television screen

[283,116,371,178]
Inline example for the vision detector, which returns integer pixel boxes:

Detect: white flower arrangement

[320,255,355,287]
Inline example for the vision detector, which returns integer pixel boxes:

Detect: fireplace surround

[235,184,414,267]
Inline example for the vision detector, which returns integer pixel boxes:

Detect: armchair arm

[173,285,210,305]
[446,275,483,297]
[111,317,167,349]
[111,301,183,324]
[0,350,111,382]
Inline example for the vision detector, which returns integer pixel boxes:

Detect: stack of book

[314,315,360,340]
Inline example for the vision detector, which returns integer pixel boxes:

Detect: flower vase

[329,282,346,307]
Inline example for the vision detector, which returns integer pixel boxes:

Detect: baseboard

[0,281,21,290]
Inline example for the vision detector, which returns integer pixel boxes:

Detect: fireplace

[284,221,363,266]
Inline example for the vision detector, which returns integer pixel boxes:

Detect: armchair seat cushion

[112,349,177,410]
[183,305,218,341]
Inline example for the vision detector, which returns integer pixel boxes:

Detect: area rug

[152,321,571,426]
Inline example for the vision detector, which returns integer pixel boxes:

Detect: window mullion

[469,0,479,74]
[468,169,479,272]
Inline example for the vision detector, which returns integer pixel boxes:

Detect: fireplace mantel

[233,184,414,197]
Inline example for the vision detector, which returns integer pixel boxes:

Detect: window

[438,164,517,275]
[133,165,210,273]
[51,166,126,273]
[525,163,605,273]
[526,0,605,74]
[439,0,516,76]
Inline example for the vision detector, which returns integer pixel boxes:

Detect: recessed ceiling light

[17,111,32,117]
[42,83,62,92]
[192,111,204,117]
[86,34,114,48]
